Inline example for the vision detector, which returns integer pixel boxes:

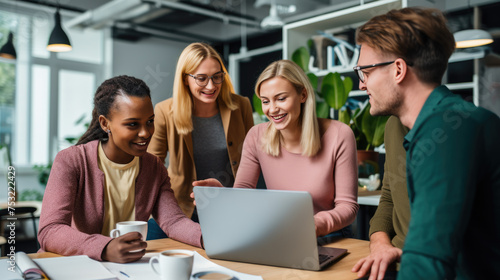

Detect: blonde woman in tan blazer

[147,43,254,238]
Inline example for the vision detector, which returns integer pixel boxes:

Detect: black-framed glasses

[186,72,225,87]
[353,61,395,83]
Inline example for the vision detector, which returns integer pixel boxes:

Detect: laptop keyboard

[319,253,333,264]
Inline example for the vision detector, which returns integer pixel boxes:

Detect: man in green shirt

[354,7,500,279]
[352,116,410,280]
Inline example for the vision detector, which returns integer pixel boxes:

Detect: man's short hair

[356,7,455,85]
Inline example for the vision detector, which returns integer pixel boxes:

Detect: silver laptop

[193,186,348,271]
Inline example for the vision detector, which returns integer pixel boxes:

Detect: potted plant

[340,99,389,188]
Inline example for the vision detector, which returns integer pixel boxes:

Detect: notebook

[193,187,348,271]
[0,252,116,280]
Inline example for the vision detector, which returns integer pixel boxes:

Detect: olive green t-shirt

[369,116,410,249]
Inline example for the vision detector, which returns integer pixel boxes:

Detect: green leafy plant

[64,114,90,144]
[291,45,310,72]
[252,93,264,116]
[339,99,389,151]
[291,45,352,119]
[19,189,44,201]
[33,162,52,187]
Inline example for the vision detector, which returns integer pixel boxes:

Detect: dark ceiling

[9,0,500,46]
[12,0,370,43]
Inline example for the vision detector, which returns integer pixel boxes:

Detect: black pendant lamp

[47,8,72,52]
[0,32,17,60]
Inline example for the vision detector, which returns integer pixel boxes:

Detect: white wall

[112,37,189,106]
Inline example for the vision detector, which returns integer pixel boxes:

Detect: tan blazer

[148,94,254,217]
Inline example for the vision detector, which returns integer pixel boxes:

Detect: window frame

[1,4,109,167]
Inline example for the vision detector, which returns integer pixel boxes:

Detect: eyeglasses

[186,72,225,87]
[353,61,395,83]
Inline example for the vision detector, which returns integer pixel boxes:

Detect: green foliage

[291,45,352,118]
[291,46,309,72]
[338,107,351,125]
[0,61,15,106]
[341,100,389,150]
[0,21,16,106]
[252,93,264,116]
[307,73,318,91]
[316,102,329,118]
[33,162,52,187]
[64,114,90,144]
[322,72,352,110]
[360,104,389,148]
[19,190,44,201]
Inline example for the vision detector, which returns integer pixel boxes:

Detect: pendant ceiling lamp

[261,2,283,30]
[256,0,297,30]
[454,29,493,49]
[47,8,72,52]
[0,32,17,60]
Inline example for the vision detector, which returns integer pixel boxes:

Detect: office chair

[0,206,39,256]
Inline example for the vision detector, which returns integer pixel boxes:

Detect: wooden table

[30,237,370,279]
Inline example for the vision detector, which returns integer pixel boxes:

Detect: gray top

[192,113,234,187]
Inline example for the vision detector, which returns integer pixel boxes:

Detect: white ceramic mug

[109,221,148,240]
[149,250,194,280]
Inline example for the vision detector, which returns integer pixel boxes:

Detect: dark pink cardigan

[38,140,202,260]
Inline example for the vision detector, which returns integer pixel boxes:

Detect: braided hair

[76,75,151,145]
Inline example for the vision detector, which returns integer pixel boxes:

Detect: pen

[119,271,130,278]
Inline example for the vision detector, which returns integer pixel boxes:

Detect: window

[0,5,107,166]
[58,70,95,150]
[0,10,19,163]
[0,61,15,147]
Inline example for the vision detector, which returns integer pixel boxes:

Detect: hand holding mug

[110,221,148,240]
[102,232,147,263]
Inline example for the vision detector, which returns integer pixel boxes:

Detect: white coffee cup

[149,250,194,280]
[110,221,148,240]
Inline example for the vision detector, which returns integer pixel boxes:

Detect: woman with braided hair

[38,75,202,263]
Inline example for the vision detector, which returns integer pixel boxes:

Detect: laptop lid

[193,187,347,271]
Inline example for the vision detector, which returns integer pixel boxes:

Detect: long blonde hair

[173,42,237,135]
[254,60,320,157]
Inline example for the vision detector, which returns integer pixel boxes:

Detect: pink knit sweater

[38,140,202,260]
[235,120,359,236]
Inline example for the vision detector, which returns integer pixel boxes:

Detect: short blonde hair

[173,42,237,135]
[254,60,320,157]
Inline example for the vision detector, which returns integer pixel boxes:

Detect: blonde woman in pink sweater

[195,60,358,238]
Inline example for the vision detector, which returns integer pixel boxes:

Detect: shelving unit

[283,0,483,104]
[283,0,406,98]
[446,50,486,106]
[283,0,405,60]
